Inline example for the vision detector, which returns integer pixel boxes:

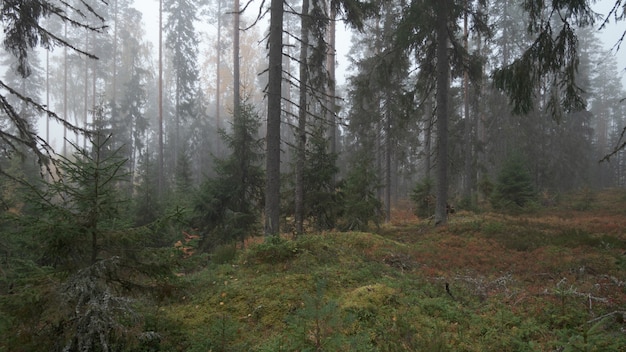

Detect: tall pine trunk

[424,95,432,180]
[63,21,68,156]
[233,0,240,116]
[112,0,118,103]
[327,5,337,188]
[216,0,222,156]
[158,0,164,196]
[265,0,284,236]
[462,1,472,203]
[384,105,391,223]
[295,0,310,236]
[435,0,450,226]
[46,50,49,144]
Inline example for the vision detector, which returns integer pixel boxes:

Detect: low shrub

[211,243,238,264]
[245,236,299,264]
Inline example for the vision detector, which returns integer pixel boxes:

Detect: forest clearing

[5,189,620,351]
[146,190,626,351]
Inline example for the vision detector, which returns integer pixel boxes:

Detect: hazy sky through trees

[30,0,626,149]
[133,0,623,86]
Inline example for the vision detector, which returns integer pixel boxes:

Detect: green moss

[340,283,398,320]
[70,203,626,351]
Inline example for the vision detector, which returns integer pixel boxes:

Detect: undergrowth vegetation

[3,189,626,351]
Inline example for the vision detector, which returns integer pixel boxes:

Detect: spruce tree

[491,154,536,210]
[164,0,202,167]
[303,124,339,231]
[33,133,128,269]
[194,102,264,249]
[340,148,382,231]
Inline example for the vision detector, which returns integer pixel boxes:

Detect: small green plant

[245,236,299,264]
[207,313,241,352]
[556,314,626,352]
[491,154,536,211]
[573,187,596,211]
[285,279,359,351]
[411,178,435,218]
[211,243,238,264]
[192,101,265,251]
[338,151,383,231]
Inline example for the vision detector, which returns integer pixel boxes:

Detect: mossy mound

[340,283,398,316]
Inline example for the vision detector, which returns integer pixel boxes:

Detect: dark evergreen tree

[492,0,596,117]
[133,153,162,227]
[410,178,435,219]
[194,102,265,249]
[339,147,382,231]
[1,124,175,352]
[302,124,339,231]
[491,154,536,210]
[164,0,202,165]
[33,133,129,269]
[0,1,105,168]
[395,0,488,225]
[112,5,151,190]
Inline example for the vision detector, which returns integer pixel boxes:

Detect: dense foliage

[491,154,537,210]
[193,102,265,249]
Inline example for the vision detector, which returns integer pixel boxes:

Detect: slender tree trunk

[475,23,485,202]
[84,30,89,150]
[63,21,68,156]
[384,105,391,223]
[327,5,337,188]
[462,1,472,203]
[424,96,432,180]
[435,0,450,226]
[376,117,382,201]
[112,0,118,103]
[174,80,179,170]
[158,0,164,196]
[216,0,222,156]
[265,0,284,236]
[46,50,49,145]
[295,0,310,236]
[91,30,96,121]
[233,0,240,116]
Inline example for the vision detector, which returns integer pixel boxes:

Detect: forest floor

[153,189,626,351]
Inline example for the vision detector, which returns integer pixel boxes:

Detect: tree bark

[462,0,472,202]
[424,95,432,180]
[265,0,284,236]
[216,0,222,156]
[46,50,49,144]
[158,0,164,196]
[63,21,68,156]
[435,0,450,226]
[112,0,118,103]
[295,0,310,236]
[233,0,241,116]
[384,104,391,223]
[327,4,337,188]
